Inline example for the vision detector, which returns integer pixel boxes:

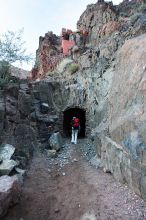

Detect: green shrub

[68,63,79,74]
[0,61,18,89]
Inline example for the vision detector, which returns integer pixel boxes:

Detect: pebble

[73,158,78,162]
[55,208,60,213]
[62,172,66,176]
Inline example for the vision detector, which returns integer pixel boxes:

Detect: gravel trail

[3,139,146,220]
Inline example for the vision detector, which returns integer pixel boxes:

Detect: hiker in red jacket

[71,117,80,144]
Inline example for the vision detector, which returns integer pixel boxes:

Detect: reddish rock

[30,29,88,80]
[31,32,64,80]
[61,40,75,55]
[99,21,119,36]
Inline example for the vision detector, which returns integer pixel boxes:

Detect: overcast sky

[0,0,122,70]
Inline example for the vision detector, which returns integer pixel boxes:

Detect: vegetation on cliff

[0,29,32,88]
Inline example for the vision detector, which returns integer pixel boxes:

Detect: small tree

[0,29,31,63]
[0,29,32,88]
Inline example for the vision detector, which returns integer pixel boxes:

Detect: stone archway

[63,107,86,137]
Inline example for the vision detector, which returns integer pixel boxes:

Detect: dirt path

[3,139,146,220]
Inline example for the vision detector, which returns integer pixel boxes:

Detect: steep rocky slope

[32,0,146,199]
[10,65,29,79]
[1,0,146,202]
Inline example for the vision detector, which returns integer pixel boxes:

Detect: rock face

[0,175,21,217]
[26,0,146,200]
[0,82,38,166]
[0,80,61,166]
[77,1,118,47]
[96,34,146,198]
[31,32,63,80]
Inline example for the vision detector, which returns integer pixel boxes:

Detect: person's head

[73,117,76,120]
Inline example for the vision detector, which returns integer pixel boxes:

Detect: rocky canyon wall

[1,0,146,200]
[39,0,146,199]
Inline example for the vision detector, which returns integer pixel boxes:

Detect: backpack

[73,118,79,128]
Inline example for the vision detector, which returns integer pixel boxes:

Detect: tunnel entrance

[63,107,86,137]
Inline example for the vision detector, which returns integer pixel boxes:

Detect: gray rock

[0,144,15,160]
[6,96,17,116]
[123,131,145,160]
[0,175,21,217]
[46,149,57,158]
[49,132,63,151]
[15,167,26,176]
[72,45,79,53]
[18,92,32,116]
[5,84,19,99]
[15,168,26,185]
[0,144,17,176]
[73,158,78,162]
[89,155,102,169]
[36,113,58,124]
[79,50,97,69]
[0,159,18,176]
[40,102,49,114]
[101,136,127,183]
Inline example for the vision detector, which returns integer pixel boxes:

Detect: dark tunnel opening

[63,108,86,137]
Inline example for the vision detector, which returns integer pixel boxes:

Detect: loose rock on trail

[3,139,146,220]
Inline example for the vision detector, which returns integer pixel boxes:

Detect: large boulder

[0,144,17,176]
[0,175,21,217]
[49,132,63,151]
[0,144,15,160]
[0,160,18,176]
